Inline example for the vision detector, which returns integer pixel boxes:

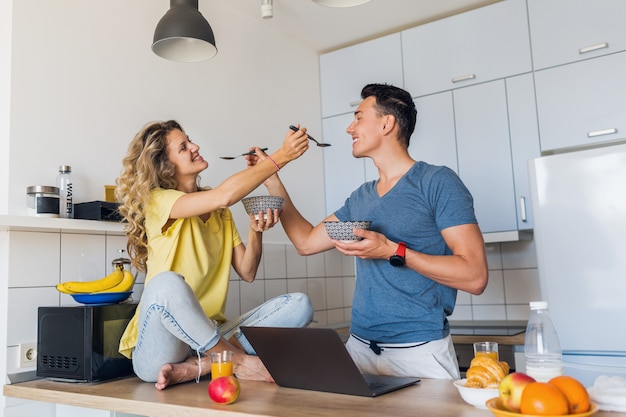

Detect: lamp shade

[311,0,371,7]
[152,0,217,63]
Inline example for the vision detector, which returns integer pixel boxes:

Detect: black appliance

[37,303,137,382]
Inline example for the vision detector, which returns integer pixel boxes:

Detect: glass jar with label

[26,186,60,217]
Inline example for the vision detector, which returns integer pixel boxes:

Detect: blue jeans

[132,271,314,382]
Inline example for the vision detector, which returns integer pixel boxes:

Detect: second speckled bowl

[323,221,371,241]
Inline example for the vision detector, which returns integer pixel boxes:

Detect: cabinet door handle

[579,42,609,55]
[519,196,527,223]
[349,100,362,107]
[451,74,476,83]
[587,128,618,138]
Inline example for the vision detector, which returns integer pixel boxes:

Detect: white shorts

[346,333,460,380]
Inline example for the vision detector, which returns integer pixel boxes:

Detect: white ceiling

[226,0,502,53]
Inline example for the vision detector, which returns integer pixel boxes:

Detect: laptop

[240,326,420,397]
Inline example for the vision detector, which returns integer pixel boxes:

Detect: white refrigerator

[529,143,626,387]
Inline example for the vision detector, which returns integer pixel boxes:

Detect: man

[253,83,488,379]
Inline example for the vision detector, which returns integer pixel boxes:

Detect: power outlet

[19,342,37,368]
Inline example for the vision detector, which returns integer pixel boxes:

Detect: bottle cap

[58,165,71,173]
[530,301,548,310]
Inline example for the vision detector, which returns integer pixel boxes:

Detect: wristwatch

[389,242,407,267]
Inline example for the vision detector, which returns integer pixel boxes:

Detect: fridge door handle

[519,196,527,223]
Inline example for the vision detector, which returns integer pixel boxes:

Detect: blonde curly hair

[116,120,195,272]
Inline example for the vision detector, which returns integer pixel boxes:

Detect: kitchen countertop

[4,376,622,417]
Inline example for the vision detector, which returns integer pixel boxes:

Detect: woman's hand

[245,125,309,170]
[249,208,280,232]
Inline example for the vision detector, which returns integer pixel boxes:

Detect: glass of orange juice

[473,341,499,361]
[210,350,234,379]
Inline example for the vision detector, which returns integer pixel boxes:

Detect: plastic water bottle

[524,301,563,382]
[56,165,74,218]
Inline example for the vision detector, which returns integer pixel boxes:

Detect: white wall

[4,0,327,241]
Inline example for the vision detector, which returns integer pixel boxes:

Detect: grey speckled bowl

[242,196,284,219]
[323,221,371,241]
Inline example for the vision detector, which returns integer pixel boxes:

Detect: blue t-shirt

[334,161,477,343]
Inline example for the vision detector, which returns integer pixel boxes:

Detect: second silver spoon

[220,147,268,160]
[289,125,331,147]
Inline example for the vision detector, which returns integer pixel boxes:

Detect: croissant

[465,356,510,388]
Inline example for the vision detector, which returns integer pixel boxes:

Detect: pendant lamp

[311,0,371,7]
[152,0,217,63]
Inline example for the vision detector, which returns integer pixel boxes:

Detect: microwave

[37,303,137,382]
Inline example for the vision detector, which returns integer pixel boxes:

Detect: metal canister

[26,186,60,217]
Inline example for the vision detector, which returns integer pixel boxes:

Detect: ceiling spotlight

[261,0,273,19]
[311,0,371,7]
[152,0,217,63]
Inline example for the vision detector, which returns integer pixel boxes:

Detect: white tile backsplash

[501,239,537,269]
[239,279,266,313]
[262,243,285,278]
[472,304,508,320]
[449,304,473,321]
[305,252,325,277]
[8,231,60,288]
[472,270,504,305]
[485,243,503,269]
[503,268,541,304]
[61,233,106,283]
[7,287,58,345]
[285,245,306,278]
[3,228,542,384]
[264,278,287,300]
[323,249,343,277]
[325,277,344,310]
[342,276,355,307]
[306,277,327,310]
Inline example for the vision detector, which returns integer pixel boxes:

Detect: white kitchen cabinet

[402,0,531,98]
[534,51,626,152]
[322,114,364,215]
[454,80,517,234]
[319,33,403,118]
[506,73,540,230]
[411,92,458,173]
[527,0,626,71]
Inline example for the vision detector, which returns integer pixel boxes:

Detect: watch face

[389,255,405,267]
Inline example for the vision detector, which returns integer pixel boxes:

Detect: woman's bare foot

[153,336,274,390]
[155,356,207,390]
[233,354,274,382]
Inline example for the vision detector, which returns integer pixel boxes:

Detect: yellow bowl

[485,397,598,417]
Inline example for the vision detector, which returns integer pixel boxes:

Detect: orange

[549,375,591,414]
[520,382,569,416]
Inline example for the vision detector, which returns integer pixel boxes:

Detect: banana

[57,266,124,294]
[100,269,135,293]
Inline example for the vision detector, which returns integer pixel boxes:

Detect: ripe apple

[208,376,241,404]
[498,372,536,412]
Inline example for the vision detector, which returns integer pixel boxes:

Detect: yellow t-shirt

[119,188,242,358]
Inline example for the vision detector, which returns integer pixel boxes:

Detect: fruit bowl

[323,221,371,241]
[71,291,133,305]
[485,397,598,417]
[242,196,284,220]
[453,379,499,409]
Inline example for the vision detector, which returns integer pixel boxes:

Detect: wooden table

[4,377,623,417]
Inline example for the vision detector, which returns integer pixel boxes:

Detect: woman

[116,120,314,390]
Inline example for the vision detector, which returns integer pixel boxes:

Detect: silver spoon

[289,125,331,147]
[220,147,268,160]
